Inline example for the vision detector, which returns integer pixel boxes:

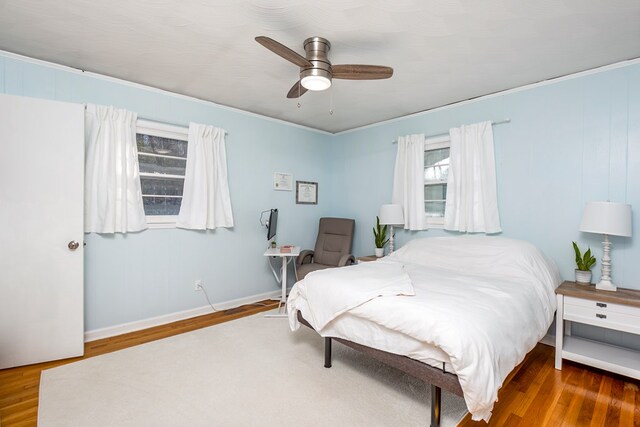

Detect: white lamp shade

[579,201,632,237]
[379,204,404,225]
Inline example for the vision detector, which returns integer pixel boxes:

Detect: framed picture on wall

[296,181,318,205]
[273,172,293,191]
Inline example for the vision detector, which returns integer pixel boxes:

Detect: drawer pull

[596,302,607,308]
[596,313,607,319]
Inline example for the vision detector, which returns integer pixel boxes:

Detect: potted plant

[373,216,389,257]
[572,241,596,284]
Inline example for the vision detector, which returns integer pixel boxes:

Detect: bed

[286,236,560,425]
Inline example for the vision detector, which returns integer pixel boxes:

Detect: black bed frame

[297,312,464,427]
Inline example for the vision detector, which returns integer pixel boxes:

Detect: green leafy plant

[373,216,389,249]
[572,241,596,271]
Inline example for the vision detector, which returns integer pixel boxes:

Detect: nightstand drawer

[565,296,640,316]
[564,303,640,335]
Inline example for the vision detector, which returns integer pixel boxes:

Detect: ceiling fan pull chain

[329,87,334,115]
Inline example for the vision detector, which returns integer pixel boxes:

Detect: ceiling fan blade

[286,81,308,98]
[331,65,394,80]
[255,36,312,68]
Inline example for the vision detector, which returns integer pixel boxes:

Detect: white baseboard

[539,334,555,347]
[84,290,281,342]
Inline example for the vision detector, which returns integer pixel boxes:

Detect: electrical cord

[198,284,218,312]
[259,209,271,227]
[198,285,279,311]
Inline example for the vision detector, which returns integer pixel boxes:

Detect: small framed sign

[296,181,318,205]
[273,172,293,191]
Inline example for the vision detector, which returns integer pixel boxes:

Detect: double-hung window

[136,120,188,227]
[423,135,450,228]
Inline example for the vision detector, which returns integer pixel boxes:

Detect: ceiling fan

[255,36,393,98]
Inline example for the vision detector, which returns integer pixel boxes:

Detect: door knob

[68,241,80,250]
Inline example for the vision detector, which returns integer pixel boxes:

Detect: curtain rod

[391,118,510,143]
[83,105,228,135]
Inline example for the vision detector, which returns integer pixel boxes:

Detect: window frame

[136,119,189,229]
[423,134,451,228]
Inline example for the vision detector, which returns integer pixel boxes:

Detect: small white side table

[263,246,300,318]
[555,281,640,379]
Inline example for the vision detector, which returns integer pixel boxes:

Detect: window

[423,135,450,227]
[136,120,188,227]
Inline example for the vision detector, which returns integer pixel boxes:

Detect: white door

[0,93,84,369]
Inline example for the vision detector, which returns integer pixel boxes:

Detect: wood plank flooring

[1,301,638,426]
[458,343,640,426]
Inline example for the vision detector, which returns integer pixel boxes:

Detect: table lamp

[379,204,404,253]
[579,201,632,291]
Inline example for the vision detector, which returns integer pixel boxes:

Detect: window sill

[425,216,444,229]
[146,215,178,229]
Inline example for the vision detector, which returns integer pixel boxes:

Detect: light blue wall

[330,61,640,350]
[331,63,640,289]
[0,54,334,331]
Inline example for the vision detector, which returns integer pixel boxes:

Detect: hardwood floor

[1,302,638,426]
[0,300,279,426]
[458,343,640,426]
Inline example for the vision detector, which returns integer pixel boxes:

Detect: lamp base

[595,279,617,292]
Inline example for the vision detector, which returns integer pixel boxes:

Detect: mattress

[295,301,455,373]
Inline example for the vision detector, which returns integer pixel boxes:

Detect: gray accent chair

[296,217,356,280]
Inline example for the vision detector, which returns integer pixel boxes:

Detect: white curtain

[444,121,501,233]
[177,123,234,230]
[392,134,427,230]
[84,104,147,233]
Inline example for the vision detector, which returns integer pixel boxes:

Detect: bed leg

[324,337,332,368]
[430,384,441,427]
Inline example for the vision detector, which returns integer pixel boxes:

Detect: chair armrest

[297,250,315,266]
[338,254,355,266]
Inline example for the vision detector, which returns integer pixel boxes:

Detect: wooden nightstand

[357,255,380,263]
[555,281,640,379]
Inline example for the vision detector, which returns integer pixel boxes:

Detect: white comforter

[287,236,560,422]
[298,261,415,330]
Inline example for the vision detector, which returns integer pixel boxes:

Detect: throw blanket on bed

[287,236,560,422]
[289,261,414,330]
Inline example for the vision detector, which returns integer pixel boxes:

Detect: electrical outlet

[194,279,203,291]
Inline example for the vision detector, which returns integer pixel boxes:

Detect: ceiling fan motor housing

[301,37,332,89]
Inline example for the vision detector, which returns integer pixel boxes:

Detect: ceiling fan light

[301,75,331,91]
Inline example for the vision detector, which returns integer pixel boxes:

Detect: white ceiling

[1,1,639,133]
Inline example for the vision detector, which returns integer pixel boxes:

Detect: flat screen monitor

[267,209,278,240]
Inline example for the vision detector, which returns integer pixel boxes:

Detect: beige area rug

[39,312,468,426]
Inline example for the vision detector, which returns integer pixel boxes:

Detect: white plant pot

[575,269,592,285]
[374,247,384,258]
